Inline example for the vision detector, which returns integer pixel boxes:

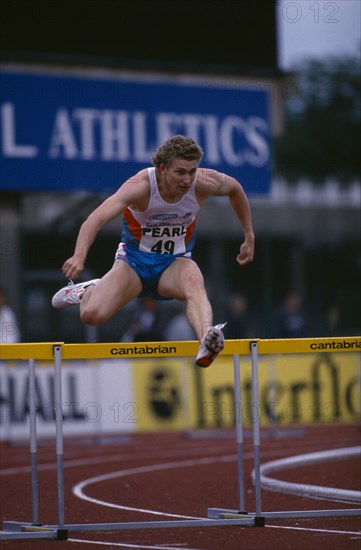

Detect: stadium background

[0,4,360,547]
[1,0,359,345]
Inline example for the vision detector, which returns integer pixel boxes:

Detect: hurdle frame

[0,337,360,540]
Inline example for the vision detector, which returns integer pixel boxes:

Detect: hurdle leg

[250,341,264,525]
[233,354,246,513]
[3,361,13,442]
[53,345,66,533]
[267,356,278,437]
[0,353,66,541]
[357,353,361,428]
[28,358,39,525]
[180,358,192,433]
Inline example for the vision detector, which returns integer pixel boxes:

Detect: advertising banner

[0,71,271,195]
[131,353,360,430]
[0,359,135,441]
[1,351,358,441]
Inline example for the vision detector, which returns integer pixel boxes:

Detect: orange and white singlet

[121,167,200,256]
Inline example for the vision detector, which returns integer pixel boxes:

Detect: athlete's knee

[188,268,205,287]
[80,304,106,325]
[184,269,206,296]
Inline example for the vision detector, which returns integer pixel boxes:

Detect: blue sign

[0,71,271,194]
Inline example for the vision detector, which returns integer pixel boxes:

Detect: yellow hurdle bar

[0,342,63,360]
[0,337,360,361]
[62,339,253,360]
[258,336,361,355]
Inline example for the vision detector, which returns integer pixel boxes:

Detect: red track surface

[1,424,360,549]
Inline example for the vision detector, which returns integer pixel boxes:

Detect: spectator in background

[224,293,251,340]
[0,286,20,343]
[274,290,306,339]
[122,296,165,342]
[323,304,341,336]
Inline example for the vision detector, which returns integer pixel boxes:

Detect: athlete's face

[160,158,199,195]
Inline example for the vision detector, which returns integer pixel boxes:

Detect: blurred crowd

[118,289,342,343]
[0,286,20,343]
[0,284,346,345]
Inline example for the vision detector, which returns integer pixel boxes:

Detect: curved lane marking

[68,538,203,549]
[255,446,361,504]
[268,524,361,536]
[0,444,236,476]
[73,454,237,519]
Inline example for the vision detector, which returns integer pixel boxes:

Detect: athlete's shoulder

[117,169,149,194]
[197,168,223,184]
[123,168,150,187]
[113,168,151,211]
[196,168,232,195]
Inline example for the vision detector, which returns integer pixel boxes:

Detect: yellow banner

[131,358,193,431]
[132,353,360,430]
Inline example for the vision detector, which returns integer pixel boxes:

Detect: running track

[1,424,360,549]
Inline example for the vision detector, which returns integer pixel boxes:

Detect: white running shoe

[195,323,226,368]
[51,279,100,309]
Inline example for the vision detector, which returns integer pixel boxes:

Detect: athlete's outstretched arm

[62,173,148,279]
[61,197,122,279]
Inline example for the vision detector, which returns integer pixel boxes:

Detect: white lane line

[2,438,358,476]
[73,450,361,538]
[268,524,361,536]
[256,446,361,504]
[0,443,297,476]
[66,525,361,548]
[73,446,361,516]
[73,454,237,519]
[0,445,236,476]
[68,538,202,549]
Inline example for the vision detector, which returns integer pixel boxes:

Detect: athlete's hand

[62,256,85,279]
[236,238,254,267]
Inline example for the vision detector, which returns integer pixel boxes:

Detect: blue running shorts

[114,242,191,300]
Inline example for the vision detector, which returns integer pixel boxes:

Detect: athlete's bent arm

[227,180,255,266]
[206,171,255,266]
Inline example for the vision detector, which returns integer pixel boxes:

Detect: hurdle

[0,337,360,540]
[208,338,361,523]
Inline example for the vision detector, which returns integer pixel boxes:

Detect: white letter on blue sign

[1,103,38,158]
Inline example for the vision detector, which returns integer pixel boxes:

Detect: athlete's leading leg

[158,258,226,367]
[157,258,212,340]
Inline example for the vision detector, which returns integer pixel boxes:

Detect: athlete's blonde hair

[152,135,203,168]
